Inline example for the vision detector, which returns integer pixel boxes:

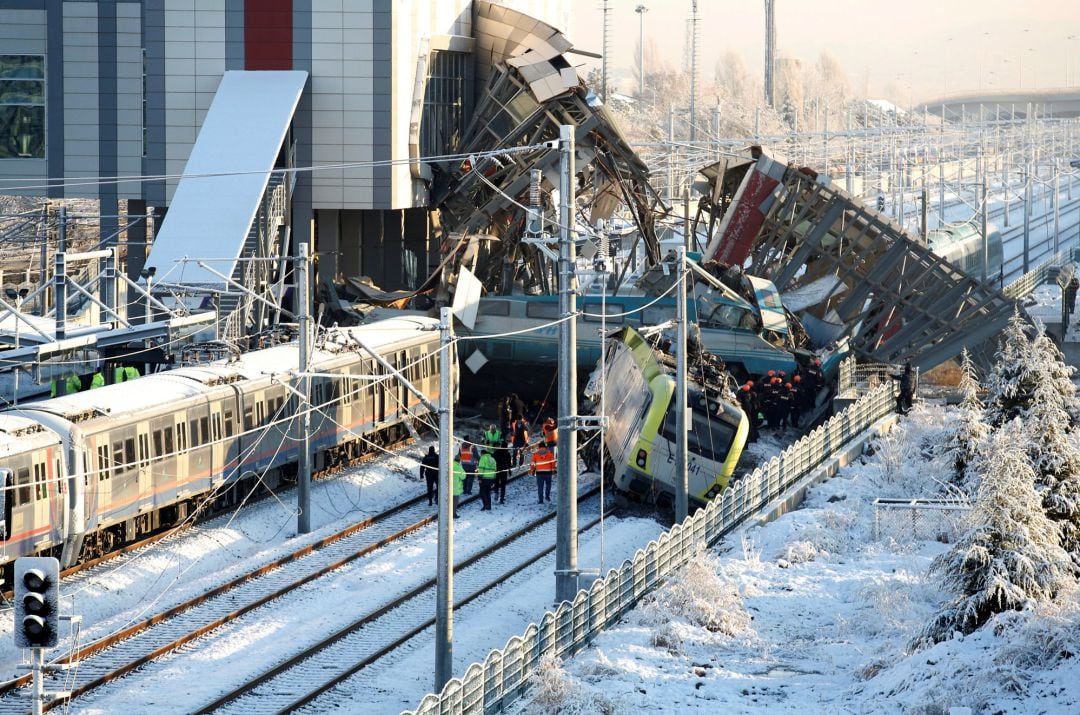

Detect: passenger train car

[586,327,749,508]
[927,222,1003,279]
[0,317,449,586]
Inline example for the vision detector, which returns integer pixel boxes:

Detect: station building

[0,0,573,293]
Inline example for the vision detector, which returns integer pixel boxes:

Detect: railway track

[0,457,555,713]
[199,491,606,715]
[0,435,416,603]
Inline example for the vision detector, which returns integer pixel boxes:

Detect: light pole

[635,4,648,98]
[5,287,28,405]
[139,266,157,324]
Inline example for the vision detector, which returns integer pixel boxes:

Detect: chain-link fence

[403,383,896,715]
[872,498,973,543]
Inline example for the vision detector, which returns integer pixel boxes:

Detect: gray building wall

[0,6,47,194]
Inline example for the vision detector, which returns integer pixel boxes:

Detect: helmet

[772,377,781,385]
[742,384,750,392]
[767,370,776,377]
[785,382,792,389]
[815,359,822,366]
[793,375,801,383]
[779,371,787,378]
[746,380,754,388]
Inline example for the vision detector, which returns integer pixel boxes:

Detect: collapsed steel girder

[432,61,663,292]
[706,154,1015,370]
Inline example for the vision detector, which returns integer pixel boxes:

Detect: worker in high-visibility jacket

[542,417,557,451]
[477,448,497,511]
[529,443,556,505]
[483,424,502,450]
[451,456,465,518]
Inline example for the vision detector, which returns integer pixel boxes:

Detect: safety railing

[1003,247,1077,300]
[403,382,896,715]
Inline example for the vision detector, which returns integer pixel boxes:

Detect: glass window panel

[0,80,44,104]
[0,105,45,158]
[0,56,44,80]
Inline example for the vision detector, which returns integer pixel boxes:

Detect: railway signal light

[14,557,60,649]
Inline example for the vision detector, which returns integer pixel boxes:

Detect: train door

[150,416,177,507]
[8,459,31,549]
[0,468,9,544]
[136,428,152,505]
[210,401,224,485]
[92,436,113,520]
[30,453,51,549]
[222,389,241,479]
[174,410,190,494]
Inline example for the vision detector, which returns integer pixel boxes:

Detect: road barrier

[404,381,896,715]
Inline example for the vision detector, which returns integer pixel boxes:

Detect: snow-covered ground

[512,403,1080,714]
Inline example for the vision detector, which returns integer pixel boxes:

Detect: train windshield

[661,400,737,463]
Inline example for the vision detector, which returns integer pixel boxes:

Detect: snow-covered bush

[917,422,1072,645]
[938,348,989,493]
[523,655,617,715]
[1025,369,1080,559]
[984,309,1038,427]
[639,550,752,644]
[779,539,821,565]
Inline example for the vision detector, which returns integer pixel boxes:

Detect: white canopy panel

[146,70,308,289]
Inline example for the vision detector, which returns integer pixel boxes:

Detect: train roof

[0,414,61,457]
[2,316,441,424]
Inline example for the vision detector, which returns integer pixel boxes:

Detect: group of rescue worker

[419,404,561,517]
[734,360,826,442]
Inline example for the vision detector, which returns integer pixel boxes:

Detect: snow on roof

[0,414,59,457]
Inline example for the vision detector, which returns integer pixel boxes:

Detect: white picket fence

[403,382,896,715]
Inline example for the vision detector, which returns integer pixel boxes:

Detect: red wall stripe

[245,0,293,70]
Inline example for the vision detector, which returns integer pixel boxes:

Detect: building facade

[0,0,572,289]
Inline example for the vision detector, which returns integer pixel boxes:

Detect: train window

[138,434,150,468]
[243,405,254,432]
[164,425,175,455]
[479,300,510,316]
[113,441,124,474]
[34,462,45,500]
[583,304,625,324]
[177,423,187,451]
[97,445,110,481]
[200,417,210,444]
[526,302,559,319]
[189,420,199,447]
[212,413,222,442]
[257,401,266,426]
[55,457,62,494]
[16,467,30,505]
[642,307,670,325]
[223,408,234,438]
[153,430,164,458]
[125,438,136,469]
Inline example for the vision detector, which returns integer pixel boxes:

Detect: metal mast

[764,0,776,108]
[555,124,579,604]
[675,246,689,522]
[601,0,610,103]
[636,5,648,97]
[689,0,699,143]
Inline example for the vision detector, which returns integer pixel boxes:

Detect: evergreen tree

[939,348,989,494]
[1025,331,1080,558]
[919,422,1072,645]
[984,308,1037,427]
[1029,329,1080,424]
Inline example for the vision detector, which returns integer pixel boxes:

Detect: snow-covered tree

[938,348,989,493]
[1024,332,1080,558]
[1029,329,1080,424]
[919,422,1072,645]
[984,309,1038,427]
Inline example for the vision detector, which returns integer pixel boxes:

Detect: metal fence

[403,383,896,715]
[1003,247,1078,300]
[838,357,911,400]
[872,498,972,543]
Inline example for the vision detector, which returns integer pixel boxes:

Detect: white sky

[568,0,1080,101]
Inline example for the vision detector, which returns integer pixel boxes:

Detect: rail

[403,382,896,715]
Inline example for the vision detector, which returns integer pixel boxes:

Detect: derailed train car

[585,327,749,508]
[0,317,449,586]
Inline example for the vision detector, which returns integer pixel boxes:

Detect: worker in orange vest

[542,417,557,450]
[530,443,556,504]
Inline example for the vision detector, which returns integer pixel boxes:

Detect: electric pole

[556,124,579,605]
[675,246,689,522]
[636,5,648,98]
[435,306,455,691]
[297,241,312,535]
[764,0,776,108]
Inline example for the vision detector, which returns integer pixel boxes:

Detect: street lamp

[139,266,157,324]
[635,4,648,98]
[5,287,29,405]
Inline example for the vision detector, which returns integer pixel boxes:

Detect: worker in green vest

[478,447,497,511]
[452,455,465,519]
[483,424,502,450]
